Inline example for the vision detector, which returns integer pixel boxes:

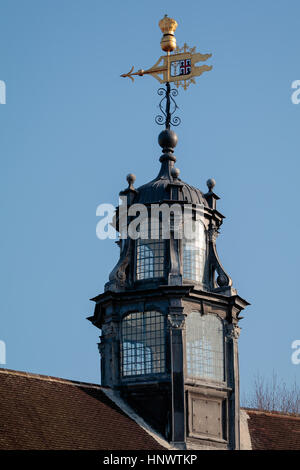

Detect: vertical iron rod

[166,82,171,129]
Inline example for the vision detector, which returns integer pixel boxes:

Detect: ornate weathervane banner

[121,15,212,90]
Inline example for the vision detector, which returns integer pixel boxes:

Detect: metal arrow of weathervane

[121,15,212,129]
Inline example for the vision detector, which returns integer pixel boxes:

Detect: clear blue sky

[0,0,299,397]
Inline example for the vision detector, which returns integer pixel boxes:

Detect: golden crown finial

[158,14,178,52]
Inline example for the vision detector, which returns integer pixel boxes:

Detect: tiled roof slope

[246,409,300,450]
[0,369,165,450]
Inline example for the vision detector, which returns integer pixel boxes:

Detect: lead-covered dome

[135,175,208,205]
[134,129,208,206]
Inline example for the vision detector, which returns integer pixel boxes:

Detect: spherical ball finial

[171,167,180,179]
[158,129,178,151]
[207,178,216,192]
[126,173,136,188]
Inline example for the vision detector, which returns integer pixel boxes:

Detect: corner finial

[207,178,216,192]
[204,178,219,210]
[126,173,136,190]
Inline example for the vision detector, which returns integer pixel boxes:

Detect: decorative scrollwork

[155,82,181,129]
[168,313,185,329]
[155,114,165,125]
[225,323,241,340]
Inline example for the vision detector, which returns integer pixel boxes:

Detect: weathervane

[121,15,212,129]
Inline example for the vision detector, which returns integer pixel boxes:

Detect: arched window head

[121,311,166,377]
[186,312,224,382]
[183,219,206,283]
[136,222,165,280]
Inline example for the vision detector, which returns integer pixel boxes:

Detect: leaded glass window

[121,311,166,377]
[183,220,206,283]
[136,223,165,280]
[186,312,224,381]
